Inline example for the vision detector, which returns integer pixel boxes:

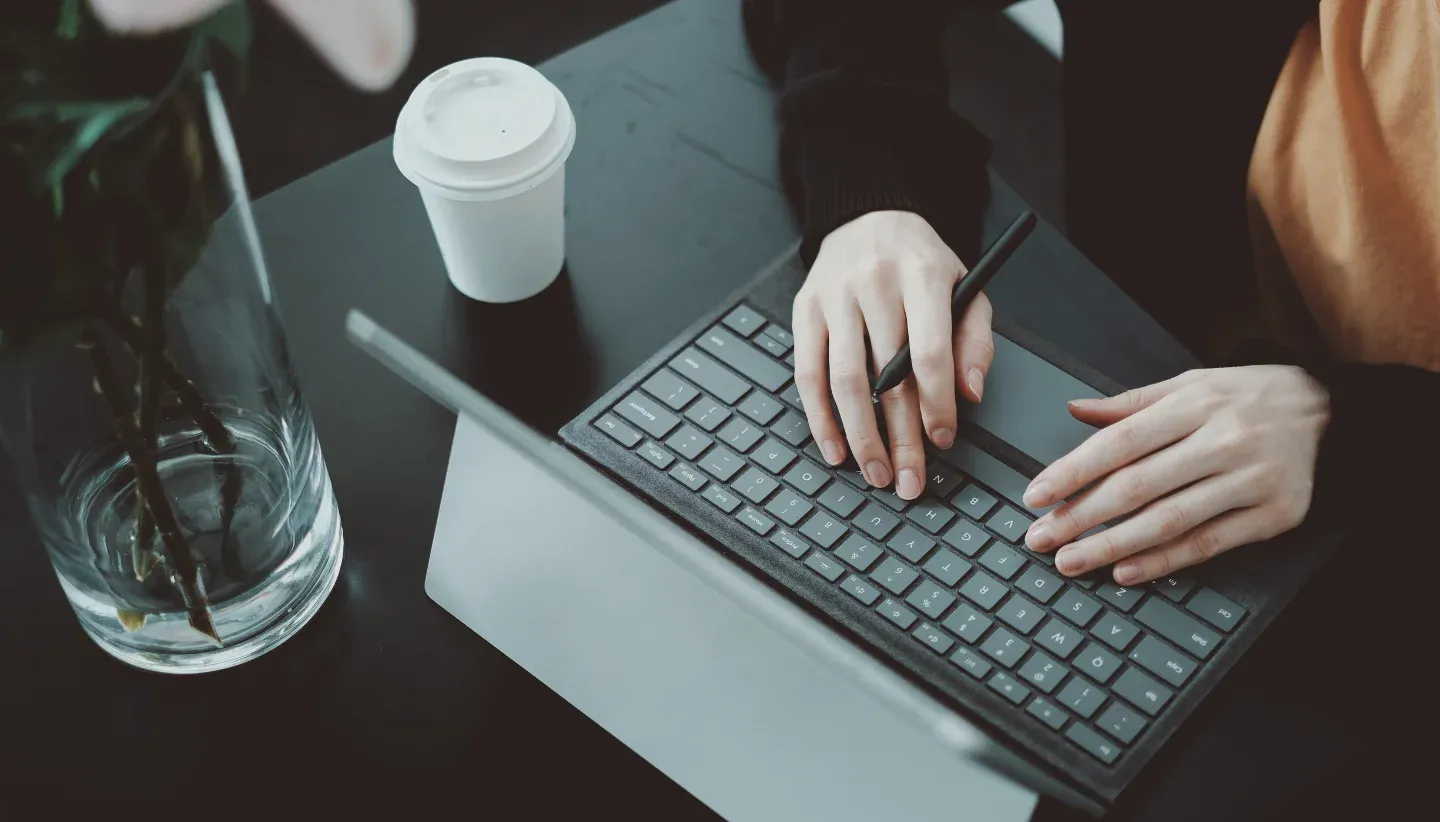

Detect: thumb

[1068,375,1187,425]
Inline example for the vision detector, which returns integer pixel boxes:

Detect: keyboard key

[985,505,1032,544]
[949,647,993,679]
[782,459,829,497]
[799,513,846,549]
[769,528,810,559]
[1096,702,1146,745]
[733,467,779,504]
[942,603,993,644]
[870,488,911,512]
[642,370,699,411]
[988,672,1031,705]
[912,622,955,655]
[1135,598,1221,660]
[979,627,1030,668]
[817,484,864,518]
[769,411,810,447]
[1112,667,1173,716]
[684,396,732,432]
[1075,642,1122,684]
[1057,677,1108,719]
[996,594,1045,635]
[978,543,1025,580]
[952,484,998,520]
[1150,574,1197,603]
[753,438,797,473]
[905,580,957,620]
[804,551,844,582]
[595,414,643,447]
[837,464,868,489]
[697,327,791,392]
[615,392,682,439]
[738,392,783,426]
[779,382,805,411]
[756,334,789,358]
[1066,724,1121,764]
[869,558,920,596]
[1054,588,1102,627]
[959,571,1007,611]
[702,484,742,513]
[854,502,902,540]
[1128,635,1198,687]
[1028,698,1069,730]
[722,305,767,337]
[665,425,712,460]
[762,325,794,347]
[1016,566,1063,604]
[736,507,775,536]
[924,463,966,500]
[717,418,764,453]
[637,441,675,469]
[906,500,956,534]
[877,598,919,630]
[1186,588,1247,632]
[699,445,745,482]
[841,574,882,606]
[922,549,971,587]
[670,348,750,404]
[1096,583,1144,614]
[1018,651,1068,694]
[888,526,937,564]
[941,518,991,556]
[765,487,814,526]
[785,351,795,367]
[1090,611,1140,652]
[668,462,707,491]
[1035,618,1084,660]
[834,534,883,572]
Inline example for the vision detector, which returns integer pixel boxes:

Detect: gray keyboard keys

[753,438,797,473]
[1017,565,1063,604]
[834,534,883,572]
[762,325,794,348]
[1066,723,1120,764]
[756,334,789,358]
[996,594,1045,635]
[702,484,742,513]
[989,672,1031,706]
[733,467,779,504]
[770,411,810,447]
[1112,667,1173,716]
[1076,642,1122,683]
[952,484,998,520]
[877,598,919,630]
[1035,618,1084,660]
[799,513,846,548]
[1096,583,1144,614]
[779,382,805,411]
[942,603,993,644]
[985,505,1033,544]
[1186,588,1246,632]
[941,518,991,556]
[978,543,1025,580]
[782,459,829,497]
[1055,588,1102,627]
[665,425,712,460]
[887,526,937,564]
[1151,574,1197,603]
[841,574,882,606]
[684,396,731,432]
[699,445,745,482]
[670,348,749,405]
[1135,598,1221,660]
[924,463,966,500]
[913,622,956,655]
[905,579,957,620]
[804,551,844,582]
[738,392,784,426]
[854,502,901,540]
[1091,611,1140,652]
[817,484,864,518]
[736,507,775,536]
[769,528,810,559]
[697,326,791,392]
[950,647,993,680]
[642,370,699,411]
[722,305,767,337]
[668,462,707,491]
[1028,698,1068,730]
[764,488,813,526]
[922,548,971,587]
[637,441,675,469]
[869,558,920,596]
[717,418,764,453]
[906,500,956,534]
[959,571,1007,611]
[615,392,682,439]
[1057,676,1108,719]
[870,488,910,512]
[1128,635,1198,687]
[595,414,642,447]
[980,628,1030,668]
[1096,702,1146,745]
[1018,651,1068,694]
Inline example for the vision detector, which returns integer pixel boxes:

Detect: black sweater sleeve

[742,0,992,265]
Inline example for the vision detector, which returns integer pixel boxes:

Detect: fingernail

[1115,563,1140,584]
[1027,522,1053,551]
[865,460,892,488]
[967,368,984,400]
[932,427,954,449]
[1068,398,1097,409]
[1024,479,1052,507]
[897,469,921,500]
[821,439,843,465]
[1057,549,1083,574]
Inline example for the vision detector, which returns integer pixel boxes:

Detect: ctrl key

[1066,723,1121,765]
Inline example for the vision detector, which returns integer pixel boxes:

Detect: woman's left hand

[1022,366,1330,584]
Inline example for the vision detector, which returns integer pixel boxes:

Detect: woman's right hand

[792,210,995,500]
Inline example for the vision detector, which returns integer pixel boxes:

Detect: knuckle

[1095,532,1124,564]
[1149,550,1175,579]
[910,339,951,374]
[830,367,870,394]
[1112,423,1141,455]
[1192,528,1224,560]
[965,334,996,363]
[1155,502,1189,539]
[1121,470,1151,506]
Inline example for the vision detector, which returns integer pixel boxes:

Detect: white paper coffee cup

[393,58,576,303]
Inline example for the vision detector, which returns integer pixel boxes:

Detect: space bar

[933,438,1054,517]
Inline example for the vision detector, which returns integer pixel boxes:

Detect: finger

[1053,474,1251,577]
[827,302,891,486]
[857,289,925,493]
[1025,393,1205,508]
[1066,370,1201,427]
[1111,505,1282,584]
[902,275,957,449]
[954,291,994,403]
[792,294,845,465]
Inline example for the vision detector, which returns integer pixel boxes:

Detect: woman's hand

[793,211,994,499]
[1023,366,1330,584]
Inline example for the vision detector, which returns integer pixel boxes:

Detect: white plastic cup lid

[394,57,576,201]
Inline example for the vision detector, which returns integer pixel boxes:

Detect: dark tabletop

[5,1,1359,817]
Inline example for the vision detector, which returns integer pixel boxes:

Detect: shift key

[1135,598,1222,660]
[669,348,750,404]
[696,327,791,392]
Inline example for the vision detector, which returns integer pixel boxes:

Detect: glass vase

[0,66,343,673]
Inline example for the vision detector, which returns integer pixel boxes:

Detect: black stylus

[870,210,1037,398]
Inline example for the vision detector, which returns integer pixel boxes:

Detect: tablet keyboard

[591,304,1249,766]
